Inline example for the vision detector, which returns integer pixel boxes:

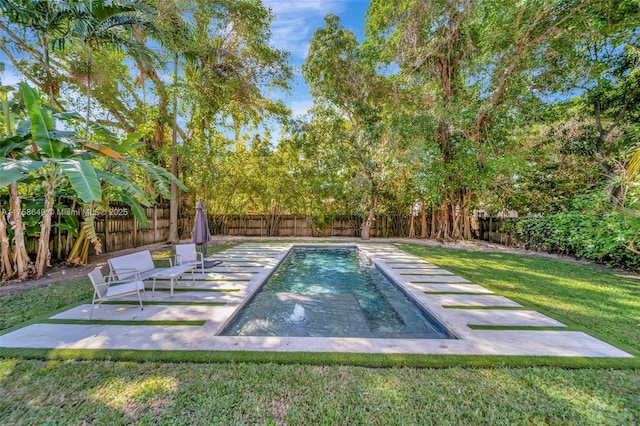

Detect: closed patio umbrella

[193,199,210,257]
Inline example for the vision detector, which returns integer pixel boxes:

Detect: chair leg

[142,281,148,299]
[137,289,144,310]
[90,293,97,319]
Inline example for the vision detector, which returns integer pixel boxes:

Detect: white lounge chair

[88,267,145,319]
[175,243,204,271]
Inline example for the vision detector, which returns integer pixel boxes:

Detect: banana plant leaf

[0,134,29,156]
[55,159,102,202]
[119,192,149,228]
[84,142,126,161]
[96,170,151,206]
[21,83,66,158]
[0,158,45,187]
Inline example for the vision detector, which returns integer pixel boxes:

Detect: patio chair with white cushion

[88,267,145,319]
[175,243,204,271]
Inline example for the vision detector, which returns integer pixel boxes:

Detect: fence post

[153,205,158,241]
[104,210,109,253]
[133,214,138,247]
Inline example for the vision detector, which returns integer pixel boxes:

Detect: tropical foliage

[1,0,639,277]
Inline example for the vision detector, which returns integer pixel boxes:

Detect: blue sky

[263,0,370,117]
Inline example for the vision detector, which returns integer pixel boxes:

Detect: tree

[61,0,156,136]
[545,1,640,207]
[303,14,396,240]
[0,80,33,279]
[0,83,101,277]
[0,0,71,106]
[365,0,599,240]
[151,0,197,243]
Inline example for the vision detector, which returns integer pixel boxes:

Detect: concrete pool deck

[0,243,632,358]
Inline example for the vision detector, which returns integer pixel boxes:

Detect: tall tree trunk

[8,182,30,280]
[450,191,463,240]
[168,54,180,243]
[85,42,93,139]
[408,208,415,238]
[361,194,381,240]
[429,190,473,241]
[462,189,472,239]
[35,174,56,278]
[430,208,437,239]
[0,201,14,279]
[420,199,428,238]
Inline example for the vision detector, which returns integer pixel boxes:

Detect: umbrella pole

[202,242,207,258]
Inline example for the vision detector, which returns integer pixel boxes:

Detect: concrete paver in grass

[406,283,494,293]
[190,272,257,280]
[51,303,239,322]
[204,259,278,267]
[119,290,245,304]
[202,267,265,273]
[407,275,471,283]
[446,309,566,327]
[209,253,283,258]
[427,294,523,307]
[1,324,631,357]
[457,330,631,357]
[384,262,439,269]
[396,268,454,275]
[0,242,633,358]
[153,281,250,292]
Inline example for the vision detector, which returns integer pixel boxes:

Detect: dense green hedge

[502,199,640,271]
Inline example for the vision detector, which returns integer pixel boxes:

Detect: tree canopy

[1,0,639,277]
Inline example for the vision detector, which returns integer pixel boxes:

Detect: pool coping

[0,243,633,358]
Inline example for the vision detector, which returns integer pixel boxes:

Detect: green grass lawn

[1,242,639,425]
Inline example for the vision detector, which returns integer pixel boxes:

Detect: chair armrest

[196,252,203,261]
[108,268,140,282]
[107,271,143,285]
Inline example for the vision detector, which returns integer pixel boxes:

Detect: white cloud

[264,0,348,60]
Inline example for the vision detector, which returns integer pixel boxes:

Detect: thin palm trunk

[168,54,179,243]
[85,41,93,138]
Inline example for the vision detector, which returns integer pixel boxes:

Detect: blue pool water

[221,248,454,339]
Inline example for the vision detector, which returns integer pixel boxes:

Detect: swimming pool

[221,247,454,339]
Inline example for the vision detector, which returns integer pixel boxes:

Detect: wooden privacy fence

[27,207,424,260]
[21,199,512,261]
[203,214,415,238]
[23,202,181,260]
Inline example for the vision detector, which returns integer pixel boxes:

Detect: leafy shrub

[506,195,640,271]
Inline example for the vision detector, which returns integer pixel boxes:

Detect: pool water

[221,248,454,339]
